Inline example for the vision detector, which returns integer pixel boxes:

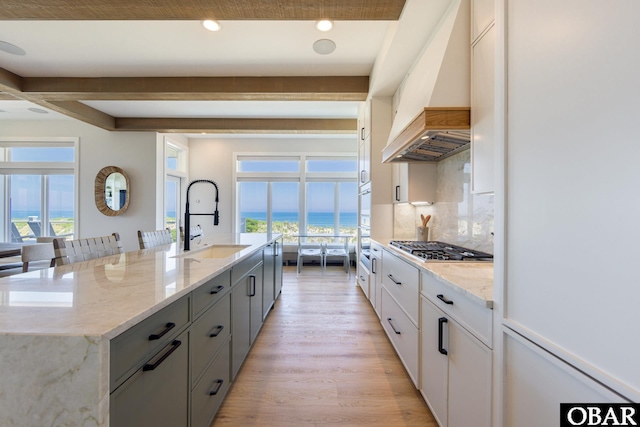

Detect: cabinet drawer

[421,271,493,348]
[191,293,231,383]
[370,241,383,258]
[357,267,369,297]
[110,329,189,427]
[192,269,231,318]
[381,287,419,386]
[191,337,231,427]
[111,295,190,390]
[381,251,419,325]
[231,251,262,285]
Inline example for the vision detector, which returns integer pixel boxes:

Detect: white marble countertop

[371,238,494,309]
[0,233,280,339]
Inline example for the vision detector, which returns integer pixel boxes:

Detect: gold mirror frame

[95,166,130,216]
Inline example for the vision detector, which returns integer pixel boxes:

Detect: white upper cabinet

[471,0,494,42]
[392,163,437,204]
[471,24,495,194]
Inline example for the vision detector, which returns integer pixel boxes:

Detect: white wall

[0,119,159,252]
[187,136,357,236]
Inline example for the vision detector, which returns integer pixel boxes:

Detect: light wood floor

[211,265,437,426]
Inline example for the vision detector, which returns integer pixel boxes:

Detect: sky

[238,159,358,213]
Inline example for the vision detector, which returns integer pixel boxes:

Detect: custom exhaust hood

[382,107,470,163]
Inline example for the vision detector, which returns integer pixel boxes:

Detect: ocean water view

[11,210,75,219]
[241,211,357,227]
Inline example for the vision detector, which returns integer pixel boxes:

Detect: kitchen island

[0,233,282,426]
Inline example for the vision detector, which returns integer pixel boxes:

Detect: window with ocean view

[165,140,187,242]
[236,154,357,244]
[0,138,78,243]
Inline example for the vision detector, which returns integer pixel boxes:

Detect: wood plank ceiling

[0,0,406,134]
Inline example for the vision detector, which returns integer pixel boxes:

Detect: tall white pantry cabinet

[495,1,640,426]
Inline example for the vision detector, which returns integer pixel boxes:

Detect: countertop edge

[104,233,282,340]
[371,238,494,309]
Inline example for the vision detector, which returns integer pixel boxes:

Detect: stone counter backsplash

[394,150,494,254]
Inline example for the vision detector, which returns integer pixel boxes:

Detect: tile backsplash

[393,150,494,254]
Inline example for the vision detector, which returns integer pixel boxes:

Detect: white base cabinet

[357,260,370,299]
[421,296,491,427]
[369,241,383,318]
[381,287,419,386]
[503,328,628,427]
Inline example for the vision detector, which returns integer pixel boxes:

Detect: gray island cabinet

[0,233,282,427]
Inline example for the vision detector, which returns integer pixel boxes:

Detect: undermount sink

[180,244,251,259]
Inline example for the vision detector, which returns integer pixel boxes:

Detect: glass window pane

[10,147,74,162]
[10,175,41,242]
[307,182,335,235]
[339,182,358,243]
[166,145,179,171]
[239,182,268,233]
[166,177,180,241]
[272,182,299,243]
[239,159,299,172]
[48,175,75,239]
[306,159,357,172]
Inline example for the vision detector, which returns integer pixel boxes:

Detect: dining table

[0,242,23,258]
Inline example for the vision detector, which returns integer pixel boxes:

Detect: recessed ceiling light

[313,39,336,55]
[202,20,221,31]
[0,40,26,56]
[28,107,49,114]
[315,19,333,32]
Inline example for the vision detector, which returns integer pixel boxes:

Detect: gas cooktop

[389,240,493,262]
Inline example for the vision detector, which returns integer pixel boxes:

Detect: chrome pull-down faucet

[184,179,219,251]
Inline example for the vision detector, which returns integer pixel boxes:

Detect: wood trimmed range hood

[382,107,470,163]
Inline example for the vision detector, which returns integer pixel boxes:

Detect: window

[165,140,187,242]
[0,138,78,242]
[235,154,357,244]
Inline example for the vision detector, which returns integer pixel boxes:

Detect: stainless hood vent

[382,107,470,163]
[392,129,470,162]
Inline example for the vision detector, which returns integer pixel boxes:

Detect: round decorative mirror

[95,166,130,216]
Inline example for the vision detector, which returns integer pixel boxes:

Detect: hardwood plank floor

[211,266,437,426]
